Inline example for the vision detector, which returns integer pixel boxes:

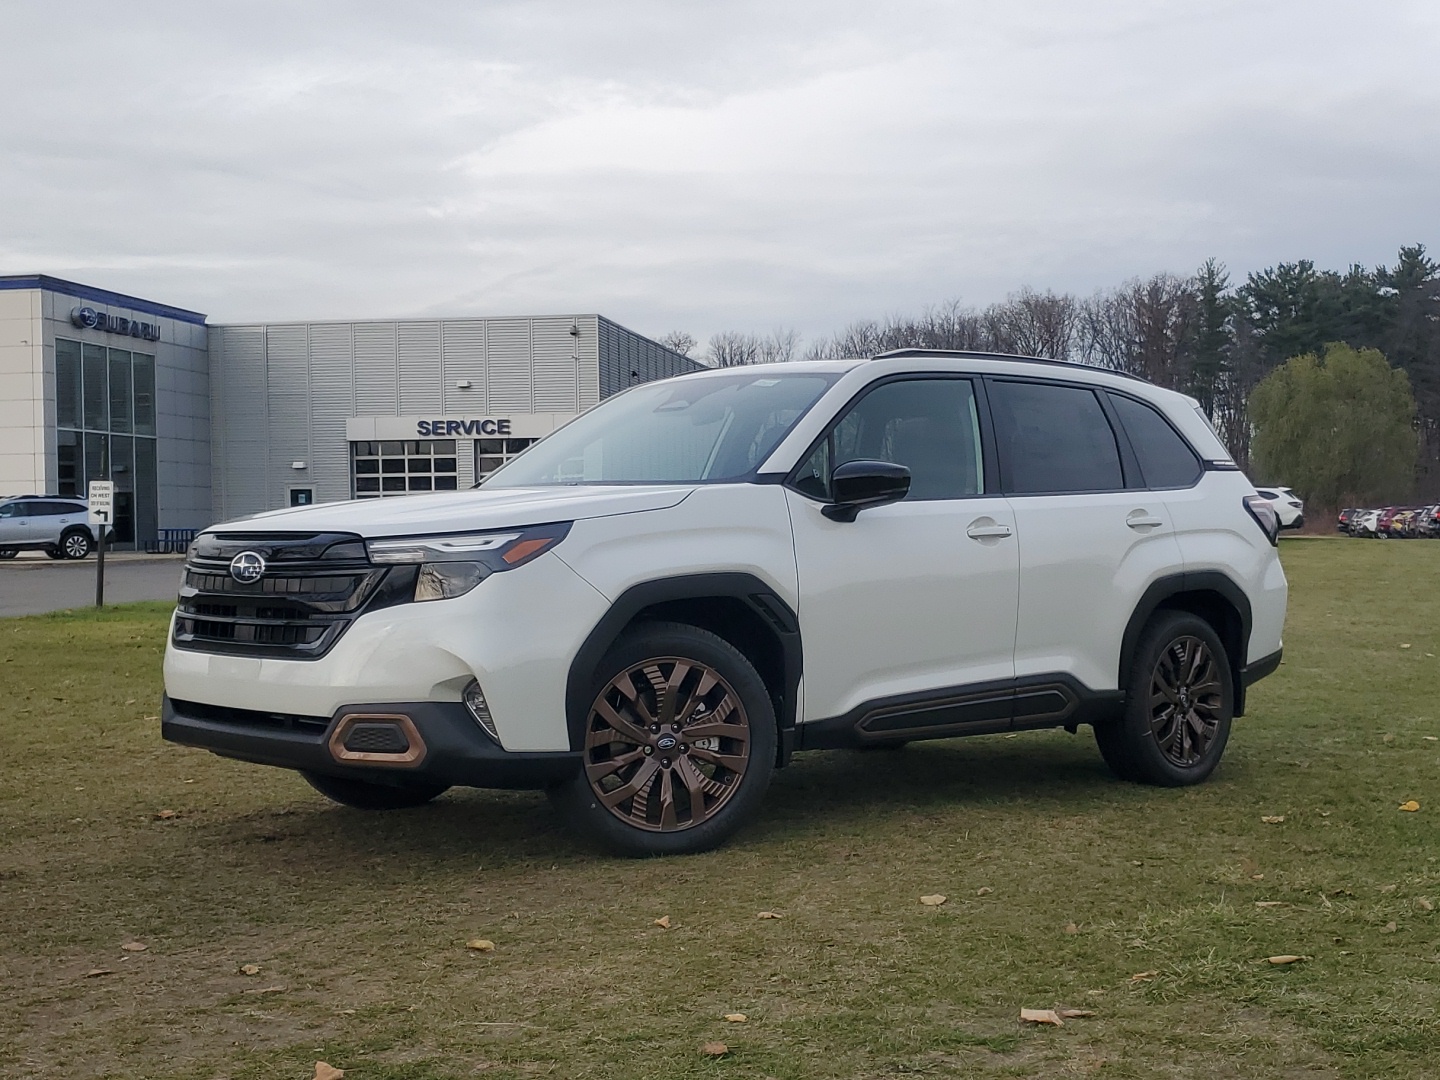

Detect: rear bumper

[161,695,581,790]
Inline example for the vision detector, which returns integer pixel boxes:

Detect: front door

[786,376,1019,732]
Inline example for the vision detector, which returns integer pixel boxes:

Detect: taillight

[1244,495,1279,546]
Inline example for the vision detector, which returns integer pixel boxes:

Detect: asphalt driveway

[0,554,183,617]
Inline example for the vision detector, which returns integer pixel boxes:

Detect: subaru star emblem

[656,734,678,751]
[229,550,266,583]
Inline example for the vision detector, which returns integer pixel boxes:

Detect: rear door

[786,375,1019,731]
[987,378,1184,709]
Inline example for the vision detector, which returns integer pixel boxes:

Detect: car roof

[673,350,1154,385]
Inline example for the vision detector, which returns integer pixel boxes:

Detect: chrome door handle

[1126,512,1164,529]
[966,522,1013,540]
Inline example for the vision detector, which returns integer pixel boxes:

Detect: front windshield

[482,370,835,487]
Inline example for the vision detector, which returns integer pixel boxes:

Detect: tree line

[663,244,1440,500]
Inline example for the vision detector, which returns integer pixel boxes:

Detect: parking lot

[0,554,183,618]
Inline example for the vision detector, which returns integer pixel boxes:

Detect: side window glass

[792,379,985,501]
[989,381,1123,494]
[1109,395,1203,489]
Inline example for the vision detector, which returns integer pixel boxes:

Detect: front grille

[172,531,416,660]
[170,698,330,733]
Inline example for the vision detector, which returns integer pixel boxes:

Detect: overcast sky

[2,1,1436,346]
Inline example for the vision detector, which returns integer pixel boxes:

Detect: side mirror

[822,459,911,522]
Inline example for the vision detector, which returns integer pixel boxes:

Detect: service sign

[88,480,115,524]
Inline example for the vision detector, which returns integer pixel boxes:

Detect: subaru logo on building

[70,306,100,329]
[229,551,266,583]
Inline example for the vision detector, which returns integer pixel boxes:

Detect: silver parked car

[0,495,113,559]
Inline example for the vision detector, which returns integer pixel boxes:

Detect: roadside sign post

[88,481,114,608]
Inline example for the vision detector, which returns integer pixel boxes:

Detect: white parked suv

[162,352,1288,855]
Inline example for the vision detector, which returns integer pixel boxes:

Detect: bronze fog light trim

[328,713,427,767]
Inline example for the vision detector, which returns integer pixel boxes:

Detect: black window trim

[1101,388,1206,492]
[782,372,1000,504]
[982,375,1133,498]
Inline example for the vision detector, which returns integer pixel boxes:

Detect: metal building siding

[441,320,487,413]
[399,321,442,414]
[531,316,581,412]
[212,325,268,520]
[264,325,312,511]
[485,318,532,411]
[577,314,601,408]
[353,323,399,415]
[595,317,701,400]
[306,324,355,504]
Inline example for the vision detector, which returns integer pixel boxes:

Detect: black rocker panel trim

[1119,571,1253,715]
[796,673,1125,750]
[564,573,803,760]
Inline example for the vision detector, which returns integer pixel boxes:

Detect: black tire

[301,771,450,810]
[1095,611,1234,786]
[60,529,93,560]
[0,548,16,559]
[548,620,777,857]
[44,547,65,559]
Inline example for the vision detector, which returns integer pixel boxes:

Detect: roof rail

[870,348,1147,382]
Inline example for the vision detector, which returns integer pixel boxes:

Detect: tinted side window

[1110,395,1202,489]
[792,378,984,501]
[988,380,1123,494]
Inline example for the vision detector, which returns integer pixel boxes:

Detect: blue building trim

[0,274,208,325]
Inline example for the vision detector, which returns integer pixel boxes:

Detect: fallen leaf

[83,968,113,978]
[919,894,947,906]
[466,939,496,952]
[700,1042,729,1056]
[154,809,178,820]
[724,1013,748,1023]
[1401,644,1412,649]
[1266,955,1305,965]
[1058,1008,1097,1019]
[240,964,261,976]
[1020,1007,1064,1026]
[976,887,993,896]
[1129,970,1160,983]
[1261,815,1285,824]
[1378,884,1397,893]
[314,1063,345,1080]
[1416,898,1434,912]
[120,941,147,952]
[1399,801,1421,812]
[1382,734,1396,744]
[1380,921,1398,934]
[245,985,287,994]
[1256,901,1288,908]
[1251,873,1265,881]
[1064,922,1080,934]
[757,911,783,920]
[1425,736,1438,742]
[653,916,672,929]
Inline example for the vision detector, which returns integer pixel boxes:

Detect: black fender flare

[564,573,803,761]
[1119,571,1253,715]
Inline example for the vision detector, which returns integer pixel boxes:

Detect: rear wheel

[549,621,776,856]
[302,771,450,810]
[1095,611,1233,786]
[61,529,93,559]
[0,548,16,559]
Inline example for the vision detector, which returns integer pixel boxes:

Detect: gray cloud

[2,0,1435,345]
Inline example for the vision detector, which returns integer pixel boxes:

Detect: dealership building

[0,274,699,549]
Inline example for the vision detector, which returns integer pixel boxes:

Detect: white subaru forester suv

[163,351,1287,855]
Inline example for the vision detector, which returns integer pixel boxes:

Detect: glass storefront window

[133,354,155,435]
[57,430,80,497]
[109,350,133,433]
[475,438,538,479]
[82,344,108,431]
[56,339,82,429]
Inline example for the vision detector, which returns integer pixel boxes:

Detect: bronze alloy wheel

[583,656,751,833]
[1148,635,1224,768]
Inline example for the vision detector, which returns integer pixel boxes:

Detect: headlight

[366,523,572,603]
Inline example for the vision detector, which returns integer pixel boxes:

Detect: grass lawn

[1,539,1437,1079]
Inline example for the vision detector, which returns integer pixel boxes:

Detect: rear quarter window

[1109,394,1203,489]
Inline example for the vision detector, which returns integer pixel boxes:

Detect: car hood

[206,485,695,538]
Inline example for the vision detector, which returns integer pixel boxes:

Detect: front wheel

[548,621,776,856]
[0,548,16,559]
[1095,611,1233,786]
[302,771,450,810]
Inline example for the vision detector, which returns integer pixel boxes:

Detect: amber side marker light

[503,537,555,564]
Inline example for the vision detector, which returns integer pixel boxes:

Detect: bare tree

[706,331,761,367]
[756,328,800,364]
[1079,274,1196,388]
[983,288,1082,360]
[657,331,696,357]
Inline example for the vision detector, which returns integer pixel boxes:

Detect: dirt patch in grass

[2,548,1440,1078]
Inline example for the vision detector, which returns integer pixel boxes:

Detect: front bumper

[162,695,581,790]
